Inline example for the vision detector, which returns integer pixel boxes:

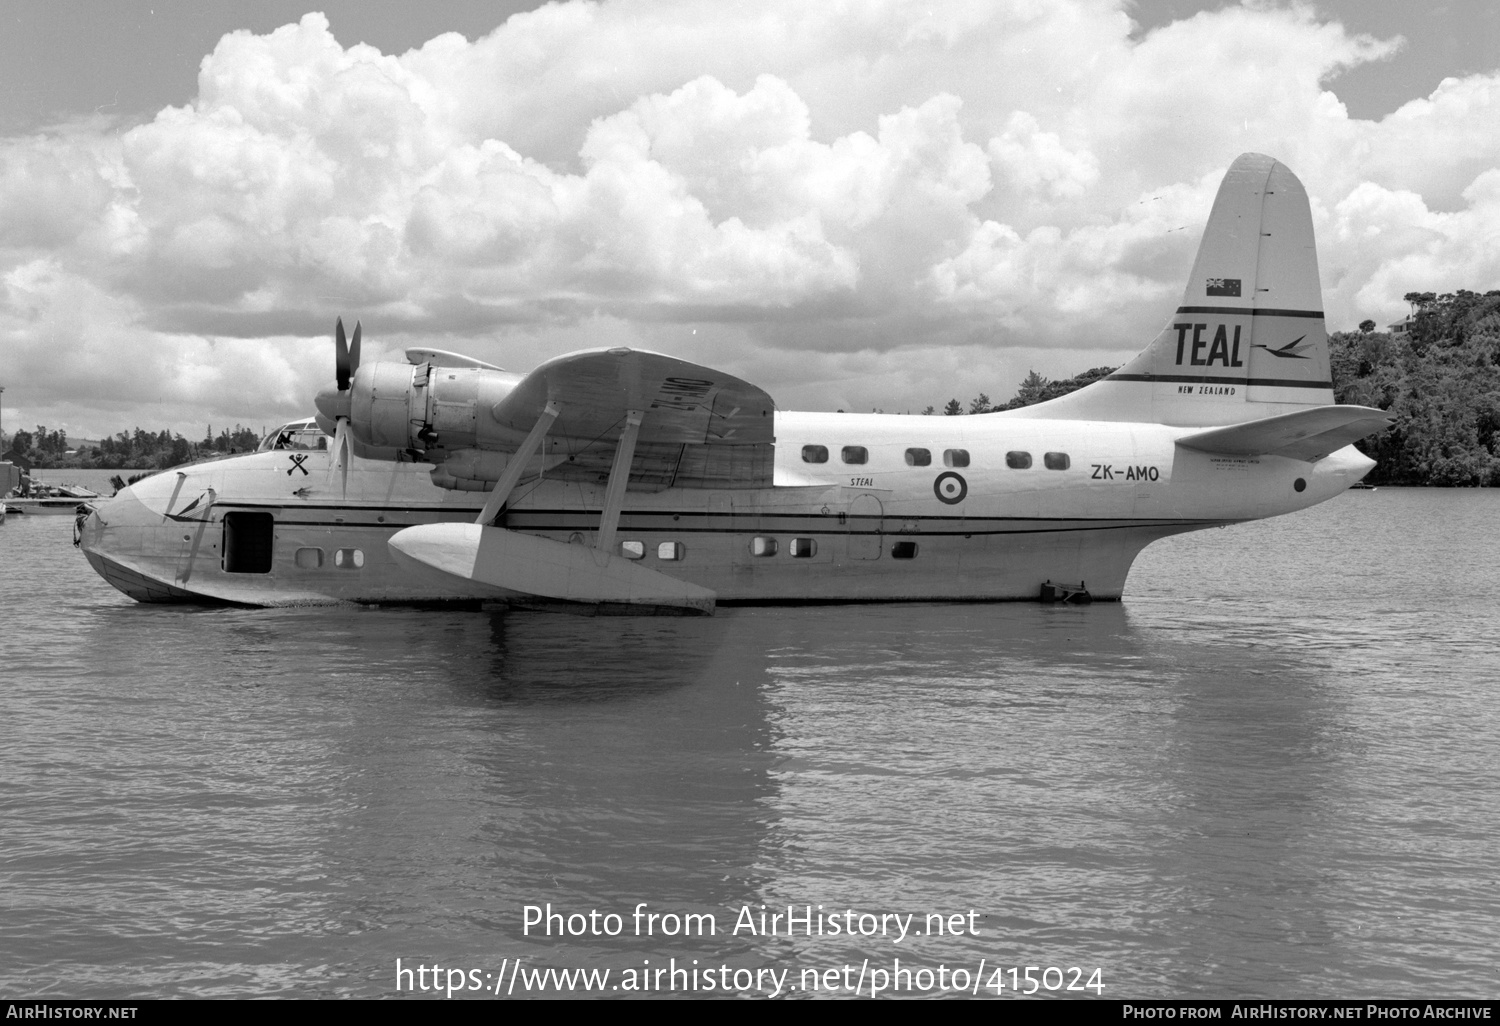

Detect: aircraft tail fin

[1010,153,1336,427]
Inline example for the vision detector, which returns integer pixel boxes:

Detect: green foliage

[10,422,266,471]
[1013,370,1050,408]
[1332,289,1500,486]
[996,366,1118,411]
[938,366,1120,416]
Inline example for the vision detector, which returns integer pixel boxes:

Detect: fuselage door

[847,493,883,560]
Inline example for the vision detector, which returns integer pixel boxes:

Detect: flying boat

[78,153,1390,613]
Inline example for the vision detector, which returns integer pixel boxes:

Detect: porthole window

[841,445,868,465]
[905,448,932,467]
[891,541,918,559]
[944,449,970,468]
[334,548,364,569]
[1006,451,1032,470]
[294,546,324,569]
[750,536,778,557]
[657,541,686,561]
[1044,452,1070,471]
[801,444,829,464]
[620,540,646,559]
[790,538,817,558]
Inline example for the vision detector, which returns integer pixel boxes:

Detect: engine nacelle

[349,362,527,455]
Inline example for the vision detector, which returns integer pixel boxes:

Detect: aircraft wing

[488,348,777,488]
[1175,405,1392,462]
[493,347,776,445]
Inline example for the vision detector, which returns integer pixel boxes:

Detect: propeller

[315,317,362,497]
[335,318,361,391]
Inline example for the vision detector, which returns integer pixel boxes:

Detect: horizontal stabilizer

[388,523,716,614]
[1175,405,1391,461]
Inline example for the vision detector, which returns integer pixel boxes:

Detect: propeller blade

[335,318,350,391]
[349,321,362,379]
[330,416,351,498]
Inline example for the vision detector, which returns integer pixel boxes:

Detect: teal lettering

[1191,324,1209,365]
[1174,324,1192,364]
[1208,325,1230,365]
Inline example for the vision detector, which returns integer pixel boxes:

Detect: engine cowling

[429,448,526,491]
[348,362,527,455]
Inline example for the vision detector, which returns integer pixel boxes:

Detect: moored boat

[2,481,104,515]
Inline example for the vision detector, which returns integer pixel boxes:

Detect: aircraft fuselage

[78,410,1373,607]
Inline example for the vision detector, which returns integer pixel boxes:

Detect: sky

[1,0,1497,442]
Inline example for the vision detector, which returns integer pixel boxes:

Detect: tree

[1012,370,1050,408]
[1359,319,1376,333]
[943,398,962,416]
[921,405,935,415]
[1328,287,1500,486]
[968,393,991,414]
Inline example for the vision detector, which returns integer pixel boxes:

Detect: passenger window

[1044,452,1071,470]
[841,446,868,465]
[657,541,685,561]
[891,541,918,559]
[905,448,932,467]
[294,547,323,569]
[790,538,817,558]
[944,449,970,468]
[620,540,646,559]
[750,536,778,557]
[1006,451,1032,470]
[334,548,364,569]
[801,444,829,464]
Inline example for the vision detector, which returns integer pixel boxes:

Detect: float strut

[595,410,643,555]
[474,401,561,526]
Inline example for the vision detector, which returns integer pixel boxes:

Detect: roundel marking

[933,471,967,505]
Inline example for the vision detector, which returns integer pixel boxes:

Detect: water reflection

[6,494,1500,996]
[10,598,786,994]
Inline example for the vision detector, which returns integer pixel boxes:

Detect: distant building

[1388,316,1414,337]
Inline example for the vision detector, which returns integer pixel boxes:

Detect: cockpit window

[260,419,331,452]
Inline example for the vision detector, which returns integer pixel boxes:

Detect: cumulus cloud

[0,0,1496,438]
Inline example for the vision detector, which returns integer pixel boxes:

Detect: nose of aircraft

[82,482,158,539]
[77,484,154,577]
[77,481,209,603]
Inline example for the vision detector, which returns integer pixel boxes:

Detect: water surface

[1,488,1497,998]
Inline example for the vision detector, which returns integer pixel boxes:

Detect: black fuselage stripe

[224,502,1201,525]
[1107,374,1332,388]
[1174,306,1324,318]
[227,510,1218,537]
